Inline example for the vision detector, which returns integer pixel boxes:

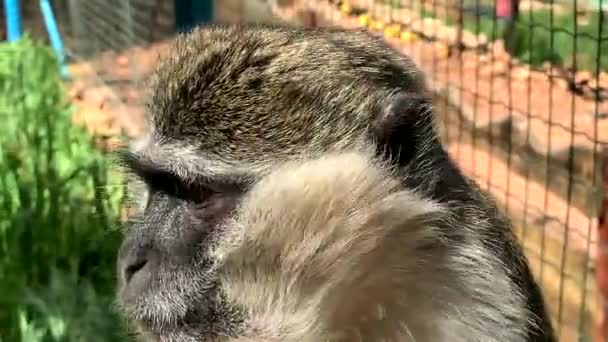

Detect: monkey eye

[119,150,222,204]
[145,172,215,204]
[185,183,215,204]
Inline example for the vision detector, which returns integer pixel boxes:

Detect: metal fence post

[4,0,22,41]
[40,0,69,79]
[598,149,608,342]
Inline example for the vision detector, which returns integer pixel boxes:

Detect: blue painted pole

[4,0,23,41]
[40,0,70,79]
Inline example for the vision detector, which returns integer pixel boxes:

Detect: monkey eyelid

[117,149,243,202]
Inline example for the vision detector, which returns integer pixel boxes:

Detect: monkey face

[117,147,247,339]
[116,24,440,341]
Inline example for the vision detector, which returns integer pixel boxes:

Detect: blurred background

[0,0,606,341]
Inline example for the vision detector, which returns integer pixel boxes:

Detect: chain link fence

[17,0,606,341]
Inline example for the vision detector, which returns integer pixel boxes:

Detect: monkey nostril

[124,258,148,284]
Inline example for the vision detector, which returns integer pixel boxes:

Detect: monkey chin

[117,254,223,338]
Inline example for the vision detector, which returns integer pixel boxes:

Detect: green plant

[421,6,608,72]
[0,35,128,341]
[419,6,507,41]
[375,0,401,9]
[511,9,608,71]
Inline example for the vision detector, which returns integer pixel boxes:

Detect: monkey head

[116,24,545,342]
[116,23,438,341]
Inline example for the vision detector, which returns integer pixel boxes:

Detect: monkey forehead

[132,129,376,182]
[145,24,425,160]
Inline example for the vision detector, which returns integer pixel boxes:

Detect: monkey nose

[120,248,158,288]
[124,258,147,284]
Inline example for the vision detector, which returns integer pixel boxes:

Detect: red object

[598,150,608,342]
[117,55,129,67]
[496,0,512,18]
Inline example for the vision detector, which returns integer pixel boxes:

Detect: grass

[0,36,128,342]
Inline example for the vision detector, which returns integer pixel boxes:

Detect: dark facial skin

[117,152,246,339]
[115,23,555,342]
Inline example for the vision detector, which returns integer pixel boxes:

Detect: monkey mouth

[127,299,238,342]
[118,266,217,330]
[121,297,203,341]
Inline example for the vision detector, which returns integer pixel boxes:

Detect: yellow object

[339,2,353,15]
[369,19,386,31]
[383,24,401,38]
[67,62,95,78]
[434,42,450,59]
[357,14,371,27]
[399,30,419,43]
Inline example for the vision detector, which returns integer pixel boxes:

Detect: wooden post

[455,0,464,55]
[501,0,520,55]
[175,0,214,33]
[598,149,608,342]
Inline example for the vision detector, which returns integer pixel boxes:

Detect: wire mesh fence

[15,0,606,341]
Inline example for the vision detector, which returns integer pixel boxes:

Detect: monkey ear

[372,92,435,165]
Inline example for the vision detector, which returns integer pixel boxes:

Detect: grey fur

[116,23,555,342]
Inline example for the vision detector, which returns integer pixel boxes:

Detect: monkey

[115,23,556,342]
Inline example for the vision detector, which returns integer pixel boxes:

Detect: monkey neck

[392,129,445,200]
